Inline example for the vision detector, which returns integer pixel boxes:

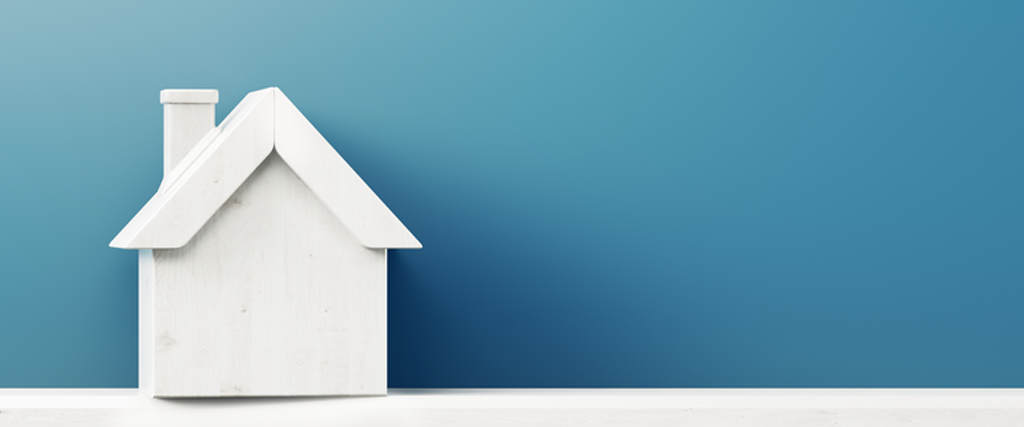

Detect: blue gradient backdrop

[1,1,1023,387]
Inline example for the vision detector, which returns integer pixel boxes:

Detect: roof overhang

[110,88,421,250]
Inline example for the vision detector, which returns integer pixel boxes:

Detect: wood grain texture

[138,250,154,397]
[160,89,218,176]
[111,88,275,249]
[113,87,420,397]
[112,87,420,250]
[148,152,387,397]
[274,88,420,249]
[163,102,216,175]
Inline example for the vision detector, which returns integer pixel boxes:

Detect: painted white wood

[111,87,420,397]
[111,87,419,250]
[3,389,1024,427]
[161,89,218,175]
[138,249,154,397]
[110,88,275,249]
[160,89,219,104]
[274,88,422,249]
[147,152,387,397]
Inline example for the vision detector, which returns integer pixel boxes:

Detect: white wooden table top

[2,388,1023,426]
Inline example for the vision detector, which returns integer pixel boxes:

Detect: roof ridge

[110,87,420,250]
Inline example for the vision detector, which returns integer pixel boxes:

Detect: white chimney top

[160,89,219,104]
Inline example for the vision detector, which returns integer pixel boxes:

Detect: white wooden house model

[111,88,420,398]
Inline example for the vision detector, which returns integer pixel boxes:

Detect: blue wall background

[1,1,1023,388]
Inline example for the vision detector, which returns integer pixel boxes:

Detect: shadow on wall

[370,152,706,388]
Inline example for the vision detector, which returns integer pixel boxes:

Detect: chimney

[160,89,219,176]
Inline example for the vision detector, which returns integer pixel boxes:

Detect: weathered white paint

[110,87,419,397]
[138,249,154,397]
[274,89,421,249]
[111,88,275,249]
[160,89,218,175]
[111,87,419,250]
[160,89,219,104]
[150,152,386,397]
[3,389,1024,427]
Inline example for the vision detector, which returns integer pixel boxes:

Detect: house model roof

[110,87,421,250]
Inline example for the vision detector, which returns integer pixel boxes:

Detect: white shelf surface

[2,388,1024,426]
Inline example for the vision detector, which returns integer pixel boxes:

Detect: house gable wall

[145,151,386,397]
